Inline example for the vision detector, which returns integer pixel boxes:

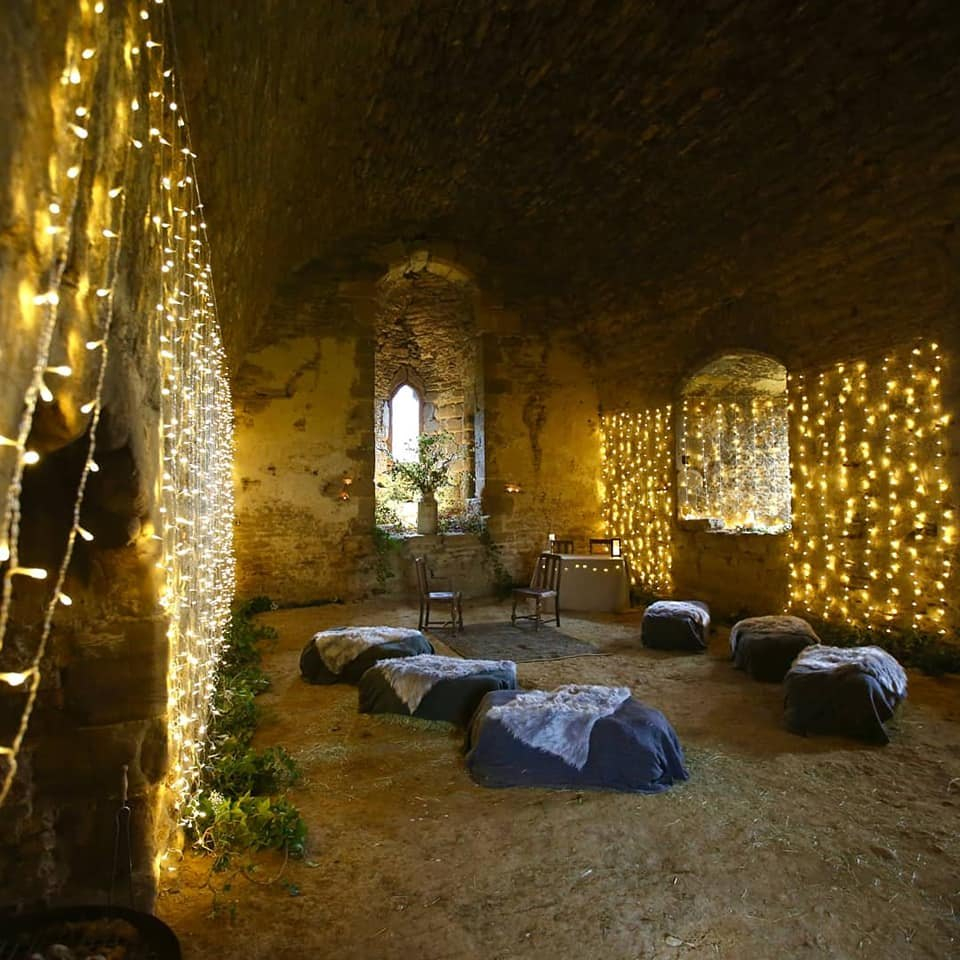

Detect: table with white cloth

[558,555,631,612]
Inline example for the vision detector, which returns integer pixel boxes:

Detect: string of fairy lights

[0,0,109,807]
[677,393,791,533]
[599,408,674,595]
[600,342,954,635]
[788,342,954,634]
[0,0,235,833]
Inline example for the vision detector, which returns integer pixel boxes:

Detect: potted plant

[386,430,461,534]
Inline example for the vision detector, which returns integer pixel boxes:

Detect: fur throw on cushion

[646,601,710,627]
[488,684,631,770]
[376,654,517,713]
[312,626,426,675]
[729,615,820,655]
[790,644,907,700]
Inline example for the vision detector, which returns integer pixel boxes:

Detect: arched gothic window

[389,383,421,462]
[677,353,791,533]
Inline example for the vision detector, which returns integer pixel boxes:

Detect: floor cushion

[641,600,711,652]
[784,645,908,743]
[358,654,518,726]
[465,685,689,792]
[299,626,434,684]
[730,614,820,682]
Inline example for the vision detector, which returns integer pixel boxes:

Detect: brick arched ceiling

[176,0,960,357]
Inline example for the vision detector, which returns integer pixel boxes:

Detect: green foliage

[208,744,301,797]
[185,598,306,868]
[372,524,404,587]
[475,523,517,599]
[190,792,307,870]
[386,429,461,497]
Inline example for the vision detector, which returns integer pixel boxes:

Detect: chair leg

[555,598,560,627]
[450,598,457,633]
[511,596,517,625]
[458,597,463,630]
[534,598,542,631]
[418,599,425,631]
[424,599,431,630]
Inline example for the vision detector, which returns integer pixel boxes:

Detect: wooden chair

[589,537,614,554]
[511,552,563,630]
[414,556,463,633]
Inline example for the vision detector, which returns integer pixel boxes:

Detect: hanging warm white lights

[131,0,235,827]
[599,408,674,595]
[0,0,115,807]
[787,342,954,634]
[677,393,791,533]
[0,0,235,832]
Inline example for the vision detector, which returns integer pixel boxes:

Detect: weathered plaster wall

[482,326,603,580]
[232,283,377,604]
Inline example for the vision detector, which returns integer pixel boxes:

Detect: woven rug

[437,622,601,663]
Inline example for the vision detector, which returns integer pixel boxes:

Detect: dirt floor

[157,600,960,960]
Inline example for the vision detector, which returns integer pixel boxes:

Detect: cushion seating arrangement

[730,614,820,682]
[641,600,711,652]
[784,645,908,744]
[299,626,434,684]
[358,654,519,726]
[465,684,689,793]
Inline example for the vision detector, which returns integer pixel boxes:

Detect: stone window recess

[677,353,791,534]
[389,383,422,462]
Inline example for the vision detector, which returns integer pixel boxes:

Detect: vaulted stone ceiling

[177,0,960,358]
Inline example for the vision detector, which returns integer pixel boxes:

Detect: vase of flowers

[387,430,461,535]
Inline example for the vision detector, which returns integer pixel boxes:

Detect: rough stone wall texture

[374,272,479,509]
[482,330,603,581]
[232,281,378,604]
[377,534,498,604]
[1,2,175,910]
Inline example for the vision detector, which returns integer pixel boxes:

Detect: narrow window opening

[390,384,420,462]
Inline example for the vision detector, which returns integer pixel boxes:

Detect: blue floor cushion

[299,626,433,684]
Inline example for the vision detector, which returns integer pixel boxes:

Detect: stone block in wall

[61,618,167,725]
[31,717,168,794]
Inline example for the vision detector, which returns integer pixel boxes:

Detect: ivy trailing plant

[184,596,307,870]
[372,521,404,588]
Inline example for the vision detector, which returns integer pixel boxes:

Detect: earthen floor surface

[157,600,960,959]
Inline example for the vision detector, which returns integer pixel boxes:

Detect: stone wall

[374,271,479,510]
[233,280,379,604]
[482,327,603,581]
[0,2,176,910]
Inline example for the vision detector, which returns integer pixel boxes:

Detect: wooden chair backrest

[414,556,429,598]
[530,552,563,592]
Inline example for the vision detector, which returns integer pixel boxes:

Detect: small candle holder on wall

[338,475,353,501]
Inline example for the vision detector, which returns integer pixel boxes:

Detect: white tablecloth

[559,555,630,612]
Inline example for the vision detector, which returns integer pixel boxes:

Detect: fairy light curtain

[788,342,954,635]
[599,408,674,596]
[677,355,791,534]
[0,0,235,821]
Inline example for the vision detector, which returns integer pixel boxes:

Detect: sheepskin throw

[312,626,427,675]
[789,644,907,700]
[376,654,518,713]
[729,615,819,655]
[488,684,631,770]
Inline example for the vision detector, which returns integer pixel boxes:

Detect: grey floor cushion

[465,685,689,793]
[299,626,434,684]
[730,614,820,681]
[358,654,518,726]
[641,600,711,652]
[784,645,908,743]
